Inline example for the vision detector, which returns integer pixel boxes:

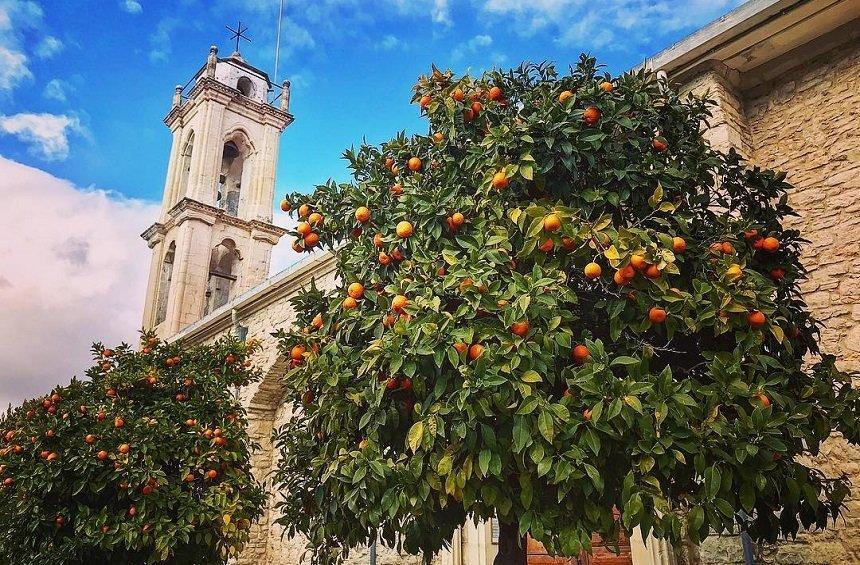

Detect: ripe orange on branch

[396,221,413,238]
[491,171,508,189]
[354,207,371,223]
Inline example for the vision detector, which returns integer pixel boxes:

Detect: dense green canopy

[0,334,265,564]
[273,57,859,563]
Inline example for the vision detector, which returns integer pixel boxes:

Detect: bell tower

[141,45,293,337]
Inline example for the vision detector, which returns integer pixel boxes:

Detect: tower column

[140,233,165,330]
[161,128,183,216]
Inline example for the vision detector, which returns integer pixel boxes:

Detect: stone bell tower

[141,45,293,337]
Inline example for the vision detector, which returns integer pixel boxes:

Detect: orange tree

[273,58,860,564]
[0,334,265,564]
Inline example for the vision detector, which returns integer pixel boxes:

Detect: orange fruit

[452,88,465,102]
[304,232,319,247]
[559,90,573,103]
[511,321,530,337]
[630,254,647,271]
[762,237,780,252]
[583,106,601,125]
[312,314,323,329]
[390,183,403,196]
[572,344,590,363]
[373,233,384,248]
[453,342,468,355]
[709,242,724,254]
[290,345,306,361]
[298,204,311,218]
[384,157,394,169]
[355,207,371,223]
[297,222,311,236]
[726,264,743,280]
[652,138,668,152]
[583,409,592,421]
[599,81,613,92]
[433,132,444,143]
[619,265,635,279]
[379,252,392,265]
[450,212,465,227]
[649,307,667,324]
[770,267,786,280]
[488,86,503,100]
[561,236,576,251]
[543,214,562,232]
[292,241,303,253]
[753,391,771,408]
[491,171,508,189]
[391,247,404,261]
[644,264,661,279]
[118,444,130,455]
[392,295,409,312]
[408,157,422,171]
[584,262,602,279]
[419,94,431,109]
[280,199,291,212]
[347,282,365,299]
[471,101,483,115]
[468,344,485,361]
[308,212,323,226]
[743,229,759,241]
[396,221,413,238]
[721,242,735,255]
[342,297,358,310]
[748,310,766,328]
[539,239,554,253]
[672,237,686,253]
[613,270,630,285]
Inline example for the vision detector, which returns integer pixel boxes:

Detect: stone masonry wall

[190,255,429,564]
[695,39,860,565]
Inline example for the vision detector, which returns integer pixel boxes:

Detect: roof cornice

[163,77,294,130]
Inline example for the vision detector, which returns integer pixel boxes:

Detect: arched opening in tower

[217,138,248,216]
[205,239,240,314]
[177,131,194,202]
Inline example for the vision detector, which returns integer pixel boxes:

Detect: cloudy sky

[0,0,744,408]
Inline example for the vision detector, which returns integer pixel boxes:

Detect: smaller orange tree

[273,57,860,564]
[0,333,265,565]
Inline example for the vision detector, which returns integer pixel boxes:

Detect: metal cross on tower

[226,20,250,53]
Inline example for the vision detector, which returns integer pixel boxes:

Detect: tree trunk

[494,521,527,565]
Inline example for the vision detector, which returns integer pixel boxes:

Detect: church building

[141,1,860,563]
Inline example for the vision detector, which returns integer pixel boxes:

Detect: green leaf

[538,410,554,442]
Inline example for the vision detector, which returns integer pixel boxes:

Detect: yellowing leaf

[407,421,424,452]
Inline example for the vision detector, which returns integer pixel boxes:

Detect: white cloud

[0,45,31,91]
[0,112,85,160]
[43,78,71,101]
[480,0,744,49]
[0,156,159,409]
[149,17,179,62]
[379,35,402,50]
[121,0,142,14]
[34,34,62,58]
[451,34,493,61]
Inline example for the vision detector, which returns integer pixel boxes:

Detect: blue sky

[1,0,744,203]
[0,0,745,408]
